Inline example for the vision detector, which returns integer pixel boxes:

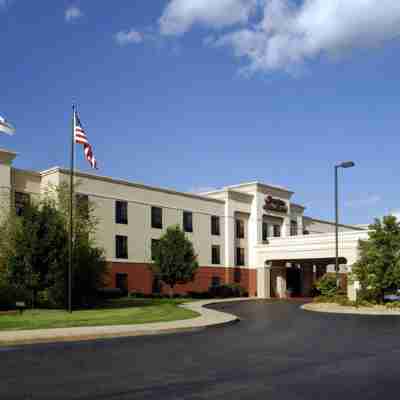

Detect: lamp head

[338,161,355,169]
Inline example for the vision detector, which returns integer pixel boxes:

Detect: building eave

[50,167,226,204]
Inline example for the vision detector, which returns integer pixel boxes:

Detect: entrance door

[286,266,302,297]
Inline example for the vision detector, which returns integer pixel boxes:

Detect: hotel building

[0,148,368,299]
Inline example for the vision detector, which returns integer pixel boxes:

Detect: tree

[151,225,199,297]
[0,199,64,306]
[352,215,400,303]
[0,182,107,309]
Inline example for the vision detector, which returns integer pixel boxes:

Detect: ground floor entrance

[267,258,347,299]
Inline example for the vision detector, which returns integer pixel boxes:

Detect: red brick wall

[108,263,153,294]
[107,262,257,296]
[165,266,227,294]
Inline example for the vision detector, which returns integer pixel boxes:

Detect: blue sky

[1,0,400,225]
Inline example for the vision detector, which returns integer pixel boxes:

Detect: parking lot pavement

[1,299,400,400]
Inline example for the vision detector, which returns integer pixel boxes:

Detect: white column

[248,195,261,267]
[281,216,291,237]
[0,150,16,222]
[257,265,271,299]
[224,195,235,269]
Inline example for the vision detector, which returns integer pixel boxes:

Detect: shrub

[129,291,146,298]
[315,274,338,297]
[0,283,29,311]
[36,289,58,309]
[188,291,213,299]
[357,288,379,305]
[209,283,247,298]
[96,288,123,299]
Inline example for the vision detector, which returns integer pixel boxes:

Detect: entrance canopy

[255,231,369,299]
[255,231,369,268]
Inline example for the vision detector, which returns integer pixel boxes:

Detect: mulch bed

[0,310,19,316]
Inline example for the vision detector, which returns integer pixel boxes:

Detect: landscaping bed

[304,301,400,315]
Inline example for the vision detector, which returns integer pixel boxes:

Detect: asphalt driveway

[1,300,400,400]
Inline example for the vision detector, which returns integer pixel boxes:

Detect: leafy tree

[352,216,400,303]
[0,182,107,309]
[151,225,199,297]
[0,200,57,306]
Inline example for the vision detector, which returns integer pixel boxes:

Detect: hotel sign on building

[0,148,368,301]
[263,196,288,214]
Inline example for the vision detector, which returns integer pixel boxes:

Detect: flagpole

[68,104,75,313]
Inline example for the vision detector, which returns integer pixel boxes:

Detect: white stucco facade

[0,148,368,298]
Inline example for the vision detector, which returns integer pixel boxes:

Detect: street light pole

[334,161,355,288]
[335,165,339,288]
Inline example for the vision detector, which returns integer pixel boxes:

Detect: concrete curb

[302,302,400,316]
[0,298,253,346]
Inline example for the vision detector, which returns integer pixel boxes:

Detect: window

[151,207,163,229]
[234,268,241,283]
[115,200,128,224]
[152,276,162,293]
[290,220,298,236]
[211,276,221,288]
[151,239,160,261]
[273,225,281,238]
[236,219,245,239]
[211,216,220,236]
[115,235,128,259]
[211,245,221,265]
[262,222,269,241]
[183,211,193,233]
[236,247,245,266]
[15,192,30,217]
[76,194,89,219]
[116,273,128,295]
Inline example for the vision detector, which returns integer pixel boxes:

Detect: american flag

[74,112,98,169]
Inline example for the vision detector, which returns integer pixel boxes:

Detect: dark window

[236,247,245,266]
[290,220,298,236]
[15,192,30,217]
[211,216,220,236]
[234,268,241,283]
[116,235,128,259]
[211,276,221,288]
[211,245,221,265]
[262,222,269,241]
[151,239,160,261]
[152,276,162,293]
[116,273,128,295]
[303,229,310,235]
[183,211,193,233]
[273,225,281,238]
[116,200,128,224]
[76,194,89,219]
[236,219,245,239]
[151,207,163,229]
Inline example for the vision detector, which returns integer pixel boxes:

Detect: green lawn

[0,298,199,331]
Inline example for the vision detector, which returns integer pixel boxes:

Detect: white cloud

[114,29,144,46]
[159,0,259,35]
[65,6,83,22]
[346,195,381,208]
[158,0,400,74]
[221,0,400,73]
